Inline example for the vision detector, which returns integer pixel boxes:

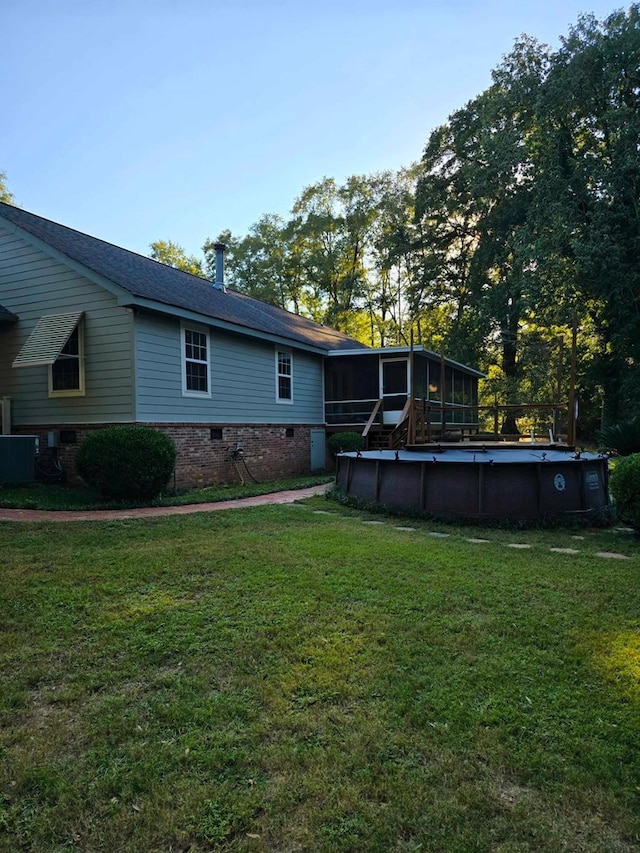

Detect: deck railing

[324,398,380,426]
[410,400,572,444]
[325,397,477,429]
[325,396,574,446]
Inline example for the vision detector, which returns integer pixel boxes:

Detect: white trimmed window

[182,325,210,397]
[276,349,293,403]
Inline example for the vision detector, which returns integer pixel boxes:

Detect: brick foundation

[16,423,325,489]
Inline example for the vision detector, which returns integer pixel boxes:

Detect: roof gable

[0,203,366,353]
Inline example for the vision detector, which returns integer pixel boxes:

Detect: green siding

[0,224,135,425]
[135,312,324,423]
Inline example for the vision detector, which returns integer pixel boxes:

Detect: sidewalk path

[0,484,330,523]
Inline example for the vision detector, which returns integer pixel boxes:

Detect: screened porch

[324,346,483,438]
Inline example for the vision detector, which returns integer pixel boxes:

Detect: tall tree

[0,172,14,204]
[146,6,639,437]
[206,218,305,312]
[413,37,550,429]
[149,240,204,277]
[363,167,420,346]
[533,6,640,424]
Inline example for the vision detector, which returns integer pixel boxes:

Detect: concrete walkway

[0,484,330,523]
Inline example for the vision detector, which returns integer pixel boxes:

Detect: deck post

[408,331,416,444]
[440,349,445,435]
[567,317,577,446]
[556,336,564,440]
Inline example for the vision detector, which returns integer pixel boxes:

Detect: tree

[205,219,305,312]
[411,11,640,434]
[532,6,640,425]
[144,6,640,438]
[413,37,550,430]
[149,239,205,277]
[203,173,417,343]
[0,172,14,204]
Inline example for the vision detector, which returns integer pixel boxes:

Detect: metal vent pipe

[213,242,226,291]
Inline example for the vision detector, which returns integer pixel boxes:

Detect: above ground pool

[334,443,609,520]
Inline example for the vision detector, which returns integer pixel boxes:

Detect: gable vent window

[276,350,293,403]
[182,325,210,397]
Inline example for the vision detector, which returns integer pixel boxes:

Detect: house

[0,202,483,487]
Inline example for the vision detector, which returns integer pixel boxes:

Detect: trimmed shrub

[609,453,640,532]
[598,415,640,456]
[327,431,365,456]
[76,426,176,501]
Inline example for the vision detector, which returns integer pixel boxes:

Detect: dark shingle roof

[0,203,366,352]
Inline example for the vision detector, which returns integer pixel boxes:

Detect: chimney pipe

[213,242,226,291]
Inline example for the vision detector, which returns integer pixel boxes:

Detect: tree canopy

[0,172,14,204]
[150,6,640,435]
[149,240,204,277]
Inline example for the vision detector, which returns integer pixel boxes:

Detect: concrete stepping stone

[427,531,450,538]
[363,520,385,525]
[507,543,532,549]
[312,510,333,515]
[571,535,585,540]
[466,537,489,544]
[595,551,630,560]
[394,526,416,532]
[550,547,580,555]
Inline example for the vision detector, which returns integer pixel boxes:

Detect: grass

[1,500,639,851]
[0,474,333,511]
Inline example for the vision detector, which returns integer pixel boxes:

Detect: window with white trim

[182,325,210,396]
[49,322,85,397]
[276,349,293,402]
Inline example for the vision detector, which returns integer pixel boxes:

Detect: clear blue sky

[2,0,621,258]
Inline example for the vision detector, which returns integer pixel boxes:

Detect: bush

[598,415,640,456]
[609,453,640,532]
[327,431,365,456]
[76,426,176,501]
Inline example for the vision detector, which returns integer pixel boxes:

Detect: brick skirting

[15,422,325,489]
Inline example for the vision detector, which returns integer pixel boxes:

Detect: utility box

[0,435,39,484]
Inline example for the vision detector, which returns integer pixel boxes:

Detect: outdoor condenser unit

[0,435,39,484]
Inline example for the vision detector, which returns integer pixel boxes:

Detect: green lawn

[1,501,638,852]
